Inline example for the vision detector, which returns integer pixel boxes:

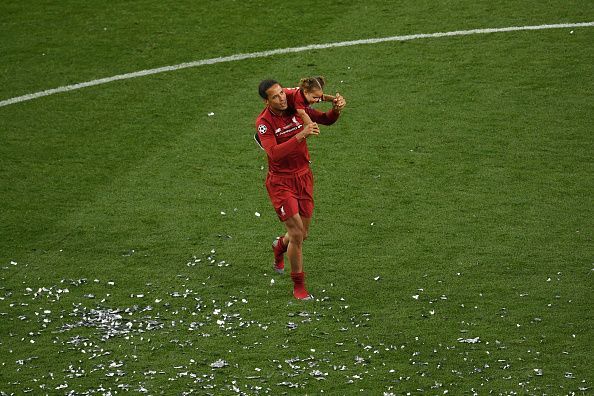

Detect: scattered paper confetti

[458,337,481,344]
[210,359,228,368]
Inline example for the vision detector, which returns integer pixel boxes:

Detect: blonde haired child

[293,76,336,126]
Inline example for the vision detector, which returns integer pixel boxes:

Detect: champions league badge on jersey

[258,124,267,134]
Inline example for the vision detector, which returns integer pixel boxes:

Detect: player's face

[304,88,323,104]
[265,84,287,112]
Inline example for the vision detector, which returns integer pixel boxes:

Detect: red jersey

[291,88,310,110]
[255,88,340,175]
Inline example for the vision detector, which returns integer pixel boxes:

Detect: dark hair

[299,76,325,92]
[258,79,279,99]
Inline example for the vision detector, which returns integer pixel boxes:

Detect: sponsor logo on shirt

[274,117,303,137]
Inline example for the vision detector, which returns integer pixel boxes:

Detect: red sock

[291,272,310,300]
[277,236,287,253]
[273,236,287,270]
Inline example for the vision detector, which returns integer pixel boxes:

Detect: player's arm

[305,108,338,126]
[306,93,346,125]
[258,121,319,161]
[296,108,313,125]
[322,94,335,102]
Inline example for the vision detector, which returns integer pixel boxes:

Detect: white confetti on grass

[59,306,165,341]
[1,254,270,394]
[6,248,589,394]
[458,337,481,344]
[210,359,229,369]
[310,369,328,379]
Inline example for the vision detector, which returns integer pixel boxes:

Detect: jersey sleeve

[256,119,302,161]
[304,107,340,126]
[293,90,308,110]
[284,87,308,110]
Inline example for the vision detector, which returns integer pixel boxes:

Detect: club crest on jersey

[258,124,267,134]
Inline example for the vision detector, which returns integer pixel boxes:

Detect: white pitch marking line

[1,21,593,108]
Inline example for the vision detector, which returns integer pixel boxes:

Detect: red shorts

[265,167,314,222]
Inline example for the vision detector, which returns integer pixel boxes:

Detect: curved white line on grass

[1,22,593,108]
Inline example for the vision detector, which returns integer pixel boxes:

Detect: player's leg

[284,213,305,273]
[267,174,293,273]
[297,169,314,243]
[301,216,311,241]
[272,233,288,273]
[271,207,297,273]
[285,170,314,299]
[283,213,310,299]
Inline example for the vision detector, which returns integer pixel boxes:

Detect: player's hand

[332,93,346,113]
[298,123,320,141]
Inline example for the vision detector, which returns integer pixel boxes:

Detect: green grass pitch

[1,1,593,394]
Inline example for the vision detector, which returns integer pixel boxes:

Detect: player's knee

[289,227,304,245]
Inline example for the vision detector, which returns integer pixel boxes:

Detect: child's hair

[299,76,326,92]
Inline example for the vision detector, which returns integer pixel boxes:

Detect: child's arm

[297,108,313,125]
[322,94,336,102]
